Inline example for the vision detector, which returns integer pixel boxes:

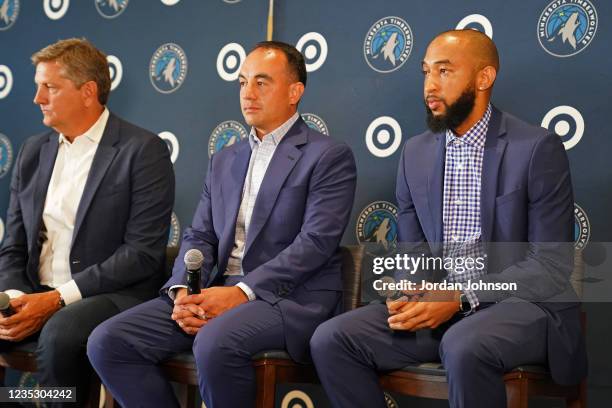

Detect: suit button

[71,260,80,264]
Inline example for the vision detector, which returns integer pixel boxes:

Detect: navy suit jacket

[396,106,587,385]
[163,118,357,362]
[0,113,175,310]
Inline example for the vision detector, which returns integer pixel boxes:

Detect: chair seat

[399,362,549,377]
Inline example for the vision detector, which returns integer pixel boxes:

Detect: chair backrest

[166,246,179,277]
[339,245,364,312]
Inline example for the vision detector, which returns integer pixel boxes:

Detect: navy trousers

[87,294,285,408]
[310,299,548,408]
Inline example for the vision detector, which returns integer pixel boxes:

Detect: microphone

[184,249,204,295]
[0,292,16,317]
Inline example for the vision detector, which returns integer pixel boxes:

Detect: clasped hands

[0,291,62,342]
[386,289,461,331]
[171,286,248,335]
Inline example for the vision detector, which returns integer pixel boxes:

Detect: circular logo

[95,0,128,19]
[456,14,493,39]
[223,0,241,4]
[216,43,246,82]
[538,0,598,58]
[158,131,179,164]
[296,32,328,73]
[161,0,180,5]
[107,55,123,91]
[0,133,14,178]
[43,0,70,20]
[209,120,247,157]
[541,105,584,150]
[0,65,13,99]
[384,392,399,408]
[574,203,590,250]
[365,116,402,158]
[0,0,19,31]
[301,113,329,136]
[280,390,314,408]
[364,16,413,73]
[356,201,399,250]
[150,43,188,94]
[168,211,180,247]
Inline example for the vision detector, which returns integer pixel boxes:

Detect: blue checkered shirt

[443,104,491,312]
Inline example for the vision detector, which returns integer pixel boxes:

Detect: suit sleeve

[0,143,34,292]
[240,143,357,304]
[72,136,175,297]
[396,142,428,244]
[161,157,218,292]
[475,132,575,302]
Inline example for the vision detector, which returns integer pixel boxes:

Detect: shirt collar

[58,107,110,145]
[445,104,491,149]
[248,111,300,149]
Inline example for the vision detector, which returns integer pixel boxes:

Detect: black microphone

[0,292,16,317]
[184,249,204,295]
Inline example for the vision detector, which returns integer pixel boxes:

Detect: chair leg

[566,379,587,408]
[505,378,528,408]
[255,364,277,408]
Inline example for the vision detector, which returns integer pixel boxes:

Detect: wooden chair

[0,340,107,407]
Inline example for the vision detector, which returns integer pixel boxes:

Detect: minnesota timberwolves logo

[208,120,247,157]
[574,203,590,250]
[0,133,13,178]
[150,43,188,94]
[364,16,413,73]
[0,0,19,31]
[538,0,598,57]
[95,0,128,18]
[301,113,329,136]
[168,211,180,247]
[357,201,398,253]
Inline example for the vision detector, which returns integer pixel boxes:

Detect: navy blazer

[163,118,357,362]
[0,113,175,310]
[396,106,587,385]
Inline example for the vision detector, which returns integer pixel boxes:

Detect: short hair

[31,38,111,105]
[434,29,500,73]
[251,41,307,87]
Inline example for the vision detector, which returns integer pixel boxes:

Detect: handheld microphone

[184,249,204,295]
[0,292,16,317]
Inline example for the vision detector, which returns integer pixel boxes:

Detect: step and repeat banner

[1,0,610,407]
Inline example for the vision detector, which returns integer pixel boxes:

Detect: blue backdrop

[1,1,610,406]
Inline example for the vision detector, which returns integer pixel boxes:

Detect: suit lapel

[71,114,120,244]
[243,121,306,256]
[217,141,252,270]
[427,133,446,245]
[480,107,507,243]
[30,134,58,250]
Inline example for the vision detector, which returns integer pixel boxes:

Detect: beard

[425,86,476,133]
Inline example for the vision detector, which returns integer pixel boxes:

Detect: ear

[288,82,305,106]
[477,66,497,92]
[80,81,99,107]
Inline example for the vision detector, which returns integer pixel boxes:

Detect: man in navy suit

[0,38,174,404]
[88,41,357,407]
[311,30,587,407]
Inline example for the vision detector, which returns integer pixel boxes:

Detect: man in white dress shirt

[0,38,175,405]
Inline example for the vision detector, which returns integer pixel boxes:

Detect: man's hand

[171,287,248,335]
[171,288,208,335]
[387,290,461,331]
[0,291,62,342]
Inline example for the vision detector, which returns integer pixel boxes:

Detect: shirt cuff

[57,280,82,306]
[168,285,188,300]
[4,289,25,299]
[461,286,480,314]
[236,282,256,301]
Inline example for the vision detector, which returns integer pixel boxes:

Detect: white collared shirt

[6,108,110,304]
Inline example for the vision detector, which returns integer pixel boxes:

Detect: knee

[310,314,355,360]
[192,329,245,375]
[37,312,82,362]
[86,318,123,367]
[439,329,496,374]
